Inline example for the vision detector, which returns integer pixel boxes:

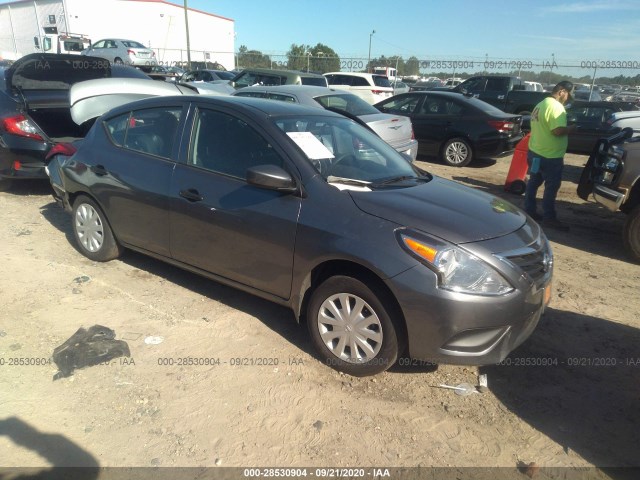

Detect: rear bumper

[476,133,523,159]
[393,139,419,162]
[0,139,49,180]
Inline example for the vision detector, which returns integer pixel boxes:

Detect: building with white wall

[0,0,235,69]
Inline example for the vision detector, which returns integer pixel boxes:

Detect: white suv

[323,72,393,104]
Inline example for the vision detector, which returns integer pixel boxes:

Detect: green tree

[404,56,420,76]
[286,43,340,73]
[237,45,271,69]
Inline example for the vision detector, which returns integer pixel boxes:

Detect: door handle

[91,165,108,176]
[179,188,204,202]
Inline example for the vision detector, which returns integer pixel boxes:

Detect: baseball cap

[555,80,574,100]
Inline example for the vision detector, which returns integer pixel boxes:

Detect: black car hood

[349,176,527,244]
[5,53,110,91]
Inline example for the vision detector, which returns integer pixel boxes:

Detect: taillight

[127,49,136,56]
[2,115,44,141]
[488,120,516,133]
[45,143,77,161]
[371,90,385,95]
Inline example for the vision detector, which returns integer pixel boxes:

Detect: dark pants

[524,150,564,220]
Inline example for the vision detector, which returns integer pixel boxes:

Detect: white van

[323,72,394,104]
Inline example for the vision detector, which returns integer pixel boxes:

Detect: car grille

[498,243,551,287]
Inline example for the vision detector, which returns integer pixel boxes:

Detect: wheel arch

[621,177,640,214]
[295,260,407,339]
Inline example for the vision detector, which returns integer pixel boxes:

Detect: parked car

[179,69,235,83]
[231,68,327,89]
[608,110,640,132]
[410,80,444,92]
[46,95,552,376]
[374,91,523,167]
[81,38,157,69]
[147,65,182,82]
[324,72,393,105]
[231,85,418,161]
[0,53,149,190]
[577,128,640,261]
[391,81,410,95]
[521,100,640,153]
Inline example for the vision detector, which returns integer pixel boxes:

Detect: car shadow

[480,308,640,478]
[449,175,632,263]
[417,153,498,168]
[1,179,52,196]
[0,416,100,478]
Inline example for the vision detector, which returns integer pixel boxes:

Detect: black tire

[623,205,640,263]
[71,195,122,262]
[113,57,124,65]
[307,276,401,376]
[509,179,527,195]
[441,138,473,167]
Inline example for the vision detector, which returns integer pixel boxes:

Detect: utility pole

[368,30,375,73]
[184,0,191,69]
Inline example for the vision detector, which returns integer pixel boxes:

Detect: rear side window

[267,93,296,103]
[301,77,328,87]
[351,77,370,87]
[122,41,146,49]
[371,75,391,88]
[486,77,510,91]
[104,107,182,159]
[234,91,267,99]
[376,95,421,114]
[325,75,353,86]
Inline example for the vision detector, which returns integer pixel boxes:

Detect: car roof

[233,84,349,97]
[102,94,346,120]
[324,72,386,79]
[235,67,324,78]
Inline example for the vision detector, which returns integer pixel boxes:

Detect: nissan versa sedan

[47,96,552,376]
[374,91,523,167]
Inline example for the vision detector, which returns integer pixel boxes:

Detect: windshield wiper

[372,175,430,187]
[326,176,372,187]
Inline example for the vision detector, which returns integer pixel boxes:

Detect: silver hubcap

[317,293,383,363]
[445,141,468,164]
[75,203,104,253]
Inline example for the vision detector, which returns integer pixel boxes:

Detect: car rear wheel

[623,205,640,262]
[113,57,124,65]
[72,195,122,262]
[307,276,400,376]
[442,138,472,167]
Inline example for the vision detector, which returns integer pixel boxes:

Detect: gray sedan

[82,38,157,68]
[233,85,418,161]
[47,95,552,376]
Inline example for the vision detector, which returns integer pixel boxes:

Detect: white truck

[36,27,91,55]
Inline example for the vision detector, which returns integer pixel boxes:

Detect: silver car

[232,85,418,161]
[82,38,157,68]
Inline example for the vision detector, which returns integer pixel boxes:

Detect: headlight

[398,232,514,296]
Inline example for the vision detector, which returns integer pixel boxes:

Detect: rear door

[169,104,301,298]
[410,94,454,155]
[92,104,185,256]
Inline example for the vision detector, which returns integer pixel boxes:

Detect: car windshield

[313,94,379,116]
[274,115,423,185]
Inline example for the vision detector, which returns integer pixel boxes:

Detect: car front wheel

[442,138,473,167]
[307,276,401,376]
[623,205,640,262]
[72,195,122,262]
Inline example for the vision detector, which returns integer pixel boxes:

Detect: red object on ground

[504,133,530,194]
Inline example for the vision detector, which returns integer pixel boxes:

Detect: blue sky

[190,0,640,75]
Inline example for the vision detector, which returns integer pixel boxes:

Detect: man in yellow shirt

[524,80,577,230]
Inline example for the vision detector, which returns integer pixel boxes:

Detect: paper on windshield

[286,132,335,160]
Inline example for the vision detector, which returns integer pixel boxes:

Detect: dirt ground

[0,150,639,479]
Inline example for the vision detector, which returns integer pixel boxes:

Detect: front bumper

[388,223,552,365]
[593,184,625,211]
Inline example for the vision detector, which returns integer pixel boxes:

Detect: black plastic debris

[52,325,131,380]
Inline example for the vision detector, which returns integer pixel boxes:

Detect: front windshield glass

[274,115,423,184]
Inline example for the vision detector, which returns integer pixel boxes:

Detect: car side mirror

[246,165,297,193]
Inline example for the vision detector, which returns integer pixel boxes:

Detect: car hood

[349,176,527,244]
[69,78,193,124]
[5,53,111,91]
